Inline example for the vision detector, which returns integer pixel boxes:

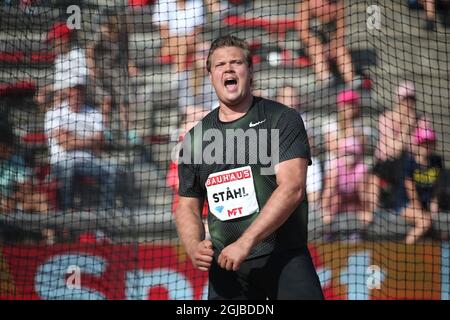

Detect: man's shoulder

[255,96,302,125]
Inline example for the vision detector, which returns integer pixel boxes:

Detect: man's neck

[218,95,254,122]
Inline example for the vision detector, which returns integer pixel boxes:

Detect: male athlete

[176,35,324,300]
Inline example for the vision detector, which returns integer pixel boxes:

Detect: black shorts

[208,247,324,300]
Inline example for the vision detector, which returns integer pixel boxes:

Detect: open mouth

[224,78,238,91]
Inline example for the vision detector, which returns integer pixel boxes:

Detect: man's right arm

[175,196,213,272]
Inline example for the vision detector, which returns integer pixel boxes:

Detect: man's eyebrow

[217,57,242,62]
[214,60,226,65]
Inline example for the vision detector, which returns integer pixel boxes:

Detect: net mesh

[0,0,449,300]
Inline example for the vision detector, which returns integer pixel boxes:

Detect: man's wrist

[186,240,201,257]
[238,234,256,251]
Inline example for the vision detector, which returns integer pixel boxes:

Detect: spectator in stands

[376,81,418,162]
[152,0,204,74]
[366,81,417,237]
[44,75,119,211]
[370,82,418,218]
[295,0,356,86]
[178,41,219,117]
[321,90,371,232]
[368,81,427,242]
[368,113,446,244]
[36,22,88,111]
[86,10,139,139]
[403,125,441,243]
[0,126,54,244]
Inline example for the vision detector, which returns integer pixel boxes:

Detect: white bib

[205,166,259,221]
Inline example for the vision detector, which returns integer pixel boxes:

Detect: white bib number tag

[205,166,259,221]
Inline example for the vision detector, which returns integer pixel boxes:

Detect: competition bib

[205,166,259,221]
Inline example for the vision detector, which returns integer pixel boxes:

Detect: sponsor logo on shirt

[248,119,266,128]
[206,168,251,187]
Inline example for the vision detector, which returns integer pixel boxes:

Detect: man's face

[209,46,252,107]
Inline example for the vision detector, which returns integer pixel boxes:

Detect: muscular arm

[241,158,307,247]
[218,158,308,271]
[176,196,214,271]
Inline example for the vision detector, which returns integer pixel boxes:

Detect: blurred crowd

[0,0,449,245]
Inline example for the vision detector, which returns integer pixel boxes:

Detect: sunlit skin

[208,46,253,121]
[296,0,355,83]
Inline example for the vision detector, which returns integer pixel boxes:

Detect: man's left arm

[217,158,308,271]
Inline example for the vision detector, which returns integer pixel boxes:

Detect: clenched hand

[189,240,214,272]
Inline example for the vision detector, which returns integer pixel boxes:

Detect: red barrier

[0,243,447,300]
